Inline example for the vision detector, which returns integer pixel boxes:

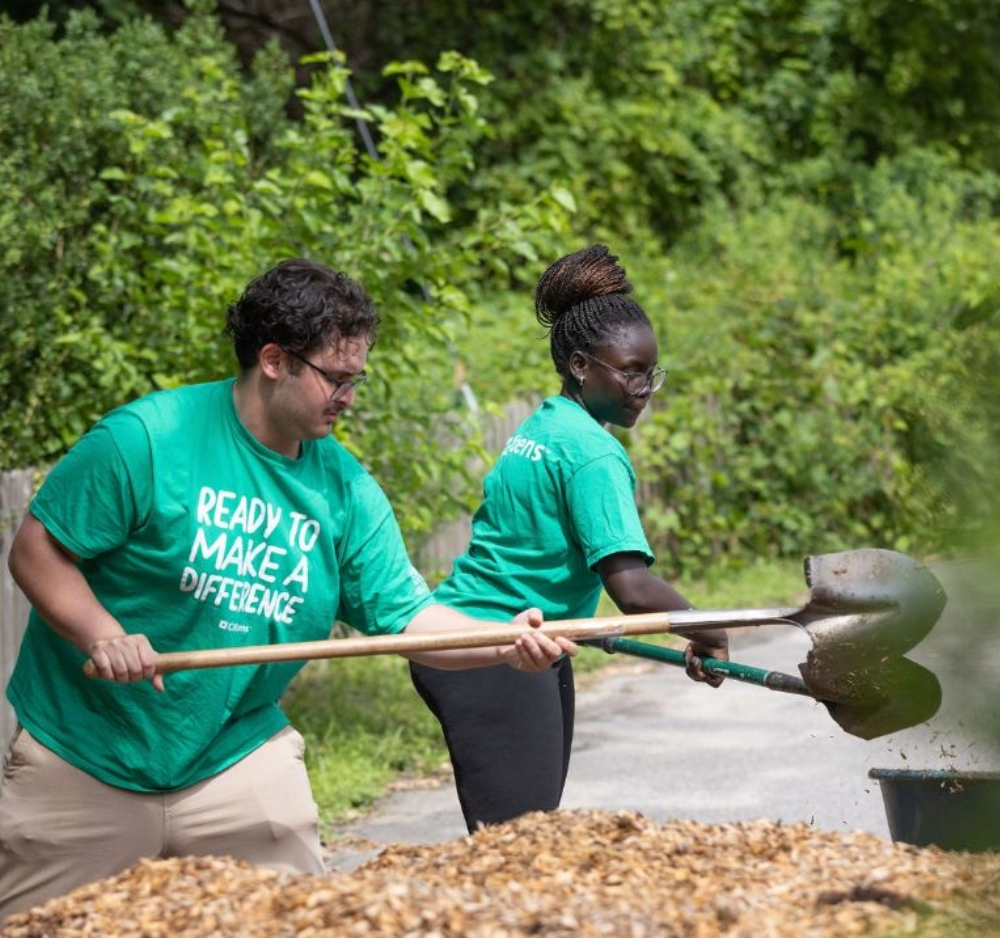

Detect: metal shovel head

[797,548,947,676]
[806,655,943,741]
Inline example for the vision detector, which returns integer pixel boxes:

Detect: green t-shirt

[7,380,432,791]
[434,395,653,621]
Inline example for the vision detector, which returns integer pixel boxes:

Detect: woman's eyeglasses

[579,351,668,396]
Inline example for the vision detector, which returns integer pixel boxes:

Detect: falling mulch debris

[3,809,999,936]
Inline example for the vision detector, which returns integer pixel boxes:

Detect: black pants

[409,656,575,833]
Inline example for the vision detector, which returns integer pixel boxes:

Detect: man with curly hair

[0,258,576,921]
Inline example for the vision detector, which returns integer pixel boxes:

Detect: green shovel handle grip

[597,637,812,697]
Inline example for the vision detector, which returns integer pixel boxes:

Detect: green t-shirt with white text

[7,380,432,791]
[434,395,653,621]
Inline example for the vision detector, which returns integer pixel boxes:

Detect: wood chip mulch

[3,809,999,936]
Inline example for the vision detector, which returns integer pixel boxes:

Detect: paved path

[324,559,999,871]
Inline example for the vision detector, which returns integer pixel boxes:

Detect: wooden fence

[0,397,649,750]
[1,468,36,749]
[0,400,545,749]
[414,396,539,578]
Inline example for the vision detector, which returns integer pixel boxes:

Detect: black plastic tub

[869,768,1000,852]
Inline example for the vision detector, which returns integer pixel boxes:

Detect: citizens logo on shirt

[408,565,431,597]
[178,486,317,625]
[501,434,548,462]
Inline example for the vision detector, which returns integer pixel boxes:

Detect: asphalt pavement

[324,558,999,872]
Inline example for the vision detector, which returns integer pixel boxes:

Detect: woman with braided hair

[411,244,729,832]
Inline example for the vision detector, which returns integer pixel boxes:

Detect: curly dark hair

[225,258,379,369]
[534,244,651,379]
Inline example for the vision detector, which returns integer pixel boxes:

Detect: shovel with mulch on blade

[84,548,946,741]
[591,548,946,740]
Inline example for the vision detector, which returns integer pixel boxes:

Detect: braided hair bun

[534,244,632,328]
[533,245,649,378]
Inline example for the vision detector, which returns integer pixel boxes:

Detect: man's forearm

[9,514,124,653]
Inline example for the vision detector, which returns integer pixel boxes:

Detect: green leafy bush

[453,153,1000,576]
[0,10,572,541]
[0,9,290,466]
[632,157,1000,575]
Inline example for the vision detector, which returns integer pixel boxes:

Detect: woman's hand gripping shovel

[592,548,947,740]
[84,549,945,740]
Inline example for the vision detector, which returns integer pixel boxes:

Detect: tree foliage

[633,164,1000,571]
[0,10,290,458]
[0,8,573,542]
[3,0,999,573]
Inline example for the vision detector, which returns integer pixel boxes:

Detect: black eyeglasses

[579,351,668,396]
[284,348,368,398]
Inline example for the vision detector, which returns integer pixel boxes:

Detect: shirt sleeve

[30,414,153,559]
[335,472,434,635]
[565,452,655,570]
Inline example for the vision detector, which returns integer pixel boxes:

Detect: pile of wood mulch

[3,810,999,936]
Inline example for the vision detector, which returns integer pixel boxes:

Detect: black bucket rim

[869,768,1000,782]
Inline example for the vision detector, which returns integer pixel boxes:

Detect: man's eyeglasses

[579,351,668,397]
[284,348,368,397]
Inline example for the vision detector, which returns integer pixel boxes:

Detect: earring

[576,374,585,386]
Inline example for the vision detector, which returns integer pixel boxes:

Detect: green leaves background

[3,0,998,578]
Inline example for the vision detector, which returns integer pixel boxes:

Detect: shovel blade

[800,549,947,673]
[803,655,943,741]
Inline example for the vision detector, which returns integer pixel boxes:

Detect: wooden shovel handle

[82,611,683,678]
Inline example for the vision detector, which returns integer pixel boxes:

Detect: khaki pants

[0,724,324,924]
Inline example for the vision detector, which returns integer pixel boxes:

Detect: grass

[681,557,809,609]
[282,654,446,829]
[283,557,807,833]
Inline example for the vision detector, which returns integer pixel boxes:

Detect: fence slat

[1,469,36,750]
[415,397,540,581]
